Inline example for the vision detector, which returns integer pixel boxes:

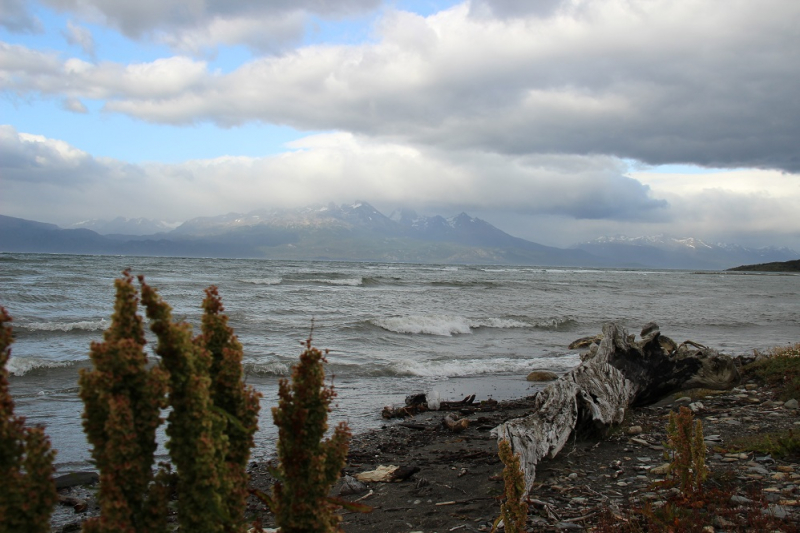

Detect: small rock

[627,425,643,435]
[730,495,753,505]
[526,370,559,382]
[335,475,368,496]
[689,401,704,412]
[784,399,799,409]
[674,396,692,406]
[54,472,99,489]
[649,463,671,475]
[765,504,789,519]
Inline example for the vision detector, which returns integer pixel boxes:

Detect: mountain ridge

[2,205,798,269]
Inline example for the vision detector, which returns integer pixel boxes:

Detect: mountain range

[2,202,797,269]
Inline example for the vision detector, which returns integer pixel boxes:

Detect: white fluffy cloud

[4,125,799,248]
[3,1,798,172]
[1,126,665,224]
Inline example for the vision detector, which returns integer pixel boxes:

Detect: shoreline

[51,369,800,532]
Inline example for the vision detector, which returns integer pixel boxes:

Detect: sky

[2,0,799,249]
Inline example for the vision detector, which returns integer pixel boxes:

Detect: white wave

[22,319,108,332]
[471,318,530,329]
[374,315,472,336]
[532,316,576,329]
[306,278,363,286]
[243,362,290,376]
[374,315,530,336]
[391,353,581,378]
[238,277,282,285]
[7,357,72,376]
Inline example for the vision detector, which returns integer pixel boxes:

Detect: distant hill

[3,207,798,269]
[727,259,800,272]
[573,235,798,270]
[0,207,599,266]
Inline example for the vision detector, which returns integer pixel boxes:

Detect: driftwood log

[382,394,480,419]
[494,321,740,496]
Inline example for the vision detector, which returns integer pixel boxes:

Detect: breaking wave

[238,277,282,285]
[388,354,581,377]
[7,357,73,376]
[20,319,109,332]
[372,315,530,336]
[243,362,291,376]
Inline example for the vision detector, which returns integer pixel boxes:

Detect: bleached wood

[494,322,738,495]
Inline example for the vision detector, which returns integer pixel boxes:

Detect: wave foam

[307,278,363,286]
[390,353,581,378]
[238,278,282,285]
[373,315,532,336]
[374,315,472,336]
[22,319,108,332]
[243,362,290,376]
[7,357,72,376]
[472,318,530,329]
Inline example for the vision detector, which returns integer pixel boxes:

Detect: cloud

[61,97,88,113]
[4,127,799,249]
[62,20,95,57]
[39,0,380,52]
[0,0,42,33]
[630,169,800,246]
[5,1,798,172]
[1,126,667,226]
[469,0,564,19]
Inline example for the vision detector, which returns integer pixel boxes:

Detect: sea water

[2,253,798,472]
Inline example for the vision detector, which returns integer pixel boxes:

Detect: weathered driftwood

[382,393,479,419]
[494,321,740,495]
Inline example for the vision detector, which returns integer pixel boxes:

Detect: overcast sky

[2,0,799,249]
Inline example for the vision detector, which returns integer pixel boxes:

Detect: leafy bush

[260,339,352,533]
[0,306,58,533]
[665,406,707,496]
[492,439,528,533]
[80,272,261,532]
[744,342,800,401]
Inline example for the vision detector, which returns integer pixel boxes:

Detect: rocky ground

[52,378,800,532]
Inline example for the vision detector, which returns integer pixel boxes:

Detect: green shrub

[492,439,528,533]
[79,272,170,533]
[744,343,800,401]
[80,272,261,532]
[265,339,352,533]
[0,306,58,533]
[665,406,707,496]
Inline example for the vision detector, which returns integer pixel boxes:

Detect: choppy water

[2,253,798,472]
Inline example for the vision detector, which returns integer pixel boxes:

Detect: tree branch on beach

[494,322,740,496]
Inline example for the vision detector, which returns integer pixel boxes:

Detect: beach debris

[356,465,399,482]
[495,321,740,496]
[382,393,479,419]
[443,414,470,432]
[355,464,420,483]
